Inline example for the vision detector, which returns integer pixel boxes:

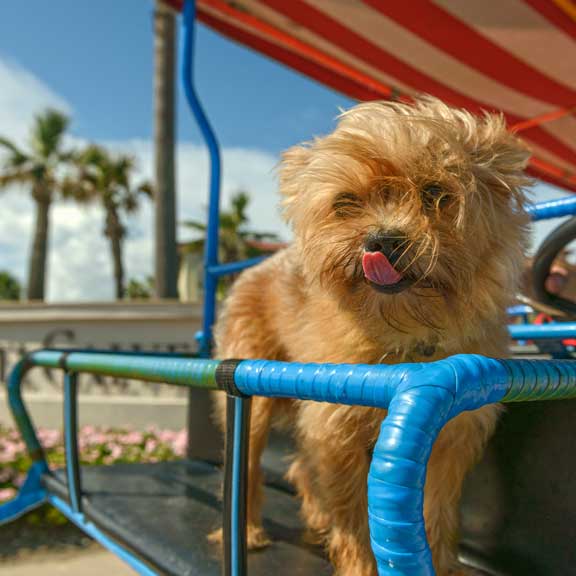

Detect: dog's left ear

[470,113,532,203]
[278,144,313,224]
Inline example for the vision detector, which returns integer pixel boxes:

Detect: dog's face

[280,98,531,333]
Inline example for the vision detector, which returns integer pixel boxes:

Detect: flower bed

[0,425,188,525]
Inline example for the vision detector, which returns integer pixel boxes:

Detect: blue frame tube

[5,351,576,575]
[0,461,46,525]
[508,322,576,340]
[527,196,576,221]
[48,494,159,576]
[507,304,533,316]
[64,371,82,513]
[182,0,221,356]
[208,256,268,278]
[7,360,48,467]
[223,395,250,576]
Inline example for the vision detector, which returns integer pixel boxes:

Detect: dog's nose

[364,230,406,262]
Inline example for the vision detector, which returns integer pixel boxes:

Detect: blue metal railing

[3,351,576,576]
[181,0,221,357]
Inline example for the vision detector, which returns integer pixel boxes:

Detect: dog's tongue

[362,251,403,286]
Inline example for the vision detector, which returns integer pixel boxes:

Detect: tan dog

[213,98,530,576]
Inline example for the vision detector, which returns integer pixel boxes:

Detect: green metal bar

[29,350,220,389]
[7,359,48,467]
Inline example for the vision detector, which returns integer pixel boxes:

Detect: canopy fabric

[168,0,576,193]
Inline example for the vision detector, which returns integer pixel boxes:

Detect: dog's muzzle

[362,230,415,294]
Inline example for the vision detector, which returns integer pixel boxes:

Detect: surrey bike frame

[3,2,576,575]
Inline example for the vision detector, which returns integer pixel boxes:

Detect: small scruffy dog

[213,97,530,576]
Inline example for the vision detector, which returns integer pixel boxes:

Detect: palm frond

[182,220,207,232]
[0,170,35,190]
[0,137,28,165]
[137,181,154,198]
[30,109,70,159]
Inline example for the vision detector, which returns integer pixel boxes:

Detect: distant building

[177,239,287,302]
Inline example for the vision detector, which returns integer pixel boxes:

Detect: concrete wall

[0,301,203,429]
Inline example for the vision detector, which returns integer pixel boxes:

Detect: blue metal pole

[208,256,268,278]
[7,360,48,465]
[64,371,82,513]
[48,494,159,576]
[507,304,533,316]
[181,0,222,357]
[508,322,576,340]
[527,196,576,221]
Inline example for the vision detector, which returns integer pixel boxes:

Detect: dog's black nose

[364,230,406,262]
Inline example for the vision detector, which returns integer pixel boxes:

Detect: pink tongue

[362,251,403,286]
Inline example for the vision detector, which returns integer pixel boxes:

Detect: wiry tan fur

[211,97,531,576]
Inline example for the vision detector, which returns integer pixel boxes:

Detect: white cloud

[0,55,71,144]
[0,54,573,302]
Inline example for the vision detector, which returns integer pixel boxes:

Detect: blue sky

[0,1,569,300]
[0,0,351,151]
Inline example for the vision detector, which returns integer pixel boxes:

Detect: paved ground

[0,549,136,575]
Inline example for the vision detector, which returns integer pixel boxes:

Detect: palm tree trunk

[27,197,50,301]
[106,211,125,300]
[154,0,178,299]
[111,234,124,300]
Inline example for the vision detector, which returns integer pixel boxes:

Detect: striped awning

[168,0,576,193]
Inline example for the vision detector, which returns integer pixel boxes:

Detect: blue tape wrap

[235,356,510,576]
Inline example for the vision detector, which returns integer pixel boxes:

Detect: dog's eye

[421,182,449,210]
[332,192,363,218]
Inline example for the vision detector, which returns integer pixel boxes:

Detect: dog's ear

[278,144,313,224]
[470,113,532,204]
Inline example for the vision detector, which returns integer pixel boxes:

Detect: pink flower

[120,431,144,445]
[109,445,123,460]
[158,430,177,443]
[145,439,159,454]
[0,488,16,502]
[37,428,61,449]
[171,431,188,457]
[0,442,19,463]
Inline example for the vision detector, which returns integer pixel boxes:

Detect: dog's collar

[408,340,438,360]
[379,338,440,363]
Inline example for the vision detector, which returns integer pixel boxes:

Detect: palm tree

[0,109,71,300]
[182,191,282,293]
[64,145,153,299]
[183,191,281,261]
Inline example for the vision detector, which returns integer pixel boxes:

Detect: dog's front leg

[297,403,379,576]
[424,405,500,576]
[209,394,277,549]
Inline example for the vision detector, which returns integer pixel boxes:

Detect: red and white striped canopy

[168,0,576,193]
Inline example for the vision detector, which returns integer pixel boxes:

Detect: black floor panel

[42,461,331,576]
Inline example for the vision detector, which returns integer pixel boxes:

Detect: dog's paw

[207,525,271,550]
[246,524,271,549]
[208,527,223,546]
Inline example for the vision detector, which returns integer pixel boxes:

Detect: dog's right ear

[278,144,313,224]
